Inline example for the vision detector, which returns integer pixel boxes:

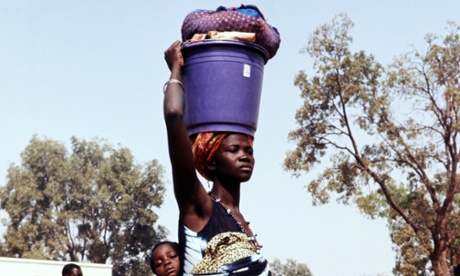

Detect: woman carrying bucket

[163,40,270,275]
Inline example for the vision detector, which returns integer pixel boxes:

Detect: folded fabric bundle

[181,4,280,59]
[190,232,270,276]
[190,31,256,43]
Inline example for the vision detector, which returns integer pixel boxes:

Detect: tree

[269,258,313,276]
[0,135,167,275]
[285,13,460,275]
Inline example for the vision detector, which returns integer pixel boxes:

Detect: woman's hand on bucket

[164,40,184,72]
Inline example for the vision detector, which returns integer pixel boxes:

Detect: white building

[0,257,112,276]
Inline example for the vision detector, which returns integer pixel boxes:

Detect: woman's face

[151,244,180,276]
[211,134,255,182]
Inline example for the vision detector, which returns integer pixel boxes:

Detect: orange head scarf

[190,132,254,181]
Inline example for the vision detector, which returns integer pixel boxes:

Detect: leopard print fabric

[190,232,258,274]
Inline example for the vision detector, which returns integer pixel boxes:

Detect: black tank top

[178,199,241,274]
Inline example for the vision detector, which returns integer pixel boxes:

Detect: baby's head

[149,241,181,276]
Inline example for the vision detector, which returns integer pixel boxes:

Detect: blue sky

[1,1,459,275]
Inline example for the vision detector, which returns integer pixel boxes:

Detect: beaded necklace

[209,192,263,253]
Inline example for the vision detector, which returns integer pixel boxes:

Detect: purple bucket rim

[187,124,255,137]
[181,39,269,64]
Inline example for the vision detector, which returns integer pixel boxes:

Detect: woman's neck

[210,180,241,208]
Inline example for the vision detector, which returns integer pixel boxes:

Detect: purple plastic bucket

[181,40,268,136]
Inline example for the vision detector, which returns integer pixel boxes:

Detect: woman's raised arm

[163,41,210,225]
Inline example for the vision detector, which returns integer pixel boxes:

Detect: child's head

[149,241,181,276]
[62,263,83,276]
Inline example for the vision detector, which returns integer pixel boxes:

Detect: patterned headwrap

[190,132,254,181]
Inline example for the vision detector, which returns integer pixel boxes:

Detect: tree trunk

[431,247,449,276]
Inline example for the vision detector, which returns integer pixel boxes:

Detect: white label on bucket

[243,64,251,78]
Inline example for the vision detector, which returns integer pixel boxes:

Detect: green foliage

[270,258,313,276]
[391,218,431,276]
[0,135,167,275]
[286,14,460,275]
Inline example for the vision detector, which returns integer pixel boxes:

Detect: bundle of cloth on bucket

[181,4,281,60]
